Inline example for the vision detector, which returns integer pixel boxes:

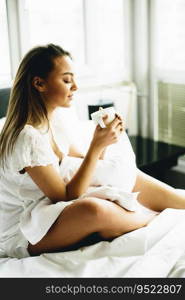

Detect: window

[21,0,126,85]
[154,0,185,81]
[0,0,11,86]
[23,0,85,65]
[151,0,185,143]
[83,0,125,84]
[3,0,127,87]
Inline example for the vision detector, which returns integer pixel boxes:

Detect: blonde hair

[0,44,71,169]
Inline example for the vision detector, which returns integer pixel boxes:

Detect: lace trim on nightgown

[8,125,58,173]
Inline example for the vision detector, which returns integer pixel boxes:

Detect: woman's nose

[71,79,78,91]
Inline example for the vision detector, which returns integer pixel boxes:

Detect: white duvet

[1,207,185,278]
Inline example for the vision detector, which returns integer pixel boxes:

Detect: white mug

[91,107,116,128]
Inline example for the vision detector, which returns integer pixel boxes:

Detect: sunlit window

[24,0,85,65]
[1,0,126,87]
[0,0,11,86]
[155,0,185,73]
[22,0,125,84]
[87,0,125,82]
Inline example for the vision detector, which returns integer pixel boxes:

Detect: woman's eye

[64,80,71,84]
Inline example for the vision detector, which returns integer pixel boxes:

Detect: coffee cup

[91,107,116,128]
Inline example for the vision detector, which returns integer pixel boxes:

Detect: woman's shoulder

[14,124,49,153]
[20,124,45,136]
[8,124,56,172]
[18,124,47,142]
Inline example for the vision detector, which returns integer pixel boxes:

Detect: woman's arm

[69,143,106,160]
[99,148,106,160]
[25,165,67,203]
[25,143,102,203]
[26,116,122,203]
[66,144,102,199]
[65,115,122,199]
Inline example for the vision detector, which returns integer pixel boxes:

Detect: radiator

[158,81,185,147]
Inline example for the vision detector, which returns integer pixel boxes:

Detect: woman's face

[41,55,78,110]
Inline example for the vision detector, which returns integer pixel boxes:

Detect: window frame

[4,0,130,90]
[149,0,185,141]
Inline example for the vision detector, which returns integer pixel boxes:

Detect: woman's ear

[32,76,46,92]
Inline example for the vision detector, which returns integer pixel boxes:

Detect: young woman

[0,44,184,258]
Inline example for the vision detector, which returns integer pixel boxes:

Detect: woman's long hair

[0,44,71,170]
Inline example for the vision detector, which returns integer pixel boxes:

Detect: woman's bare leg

[132,169,185,212]
[28,197,153,256]
[28,198,101,255]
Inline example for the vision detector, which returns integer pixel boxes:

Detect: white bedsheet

[1,207,185,278]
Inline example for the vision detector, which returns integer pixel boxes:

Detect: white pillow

[53,106,95,153]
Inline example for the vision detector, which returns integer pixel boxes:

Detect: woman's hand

[90,114,124,152]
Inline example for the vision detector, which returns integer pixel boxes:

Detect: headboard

[0,88,11,118]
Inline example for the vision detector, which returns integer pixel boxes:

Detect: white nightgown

[0,124,76,258]
[0,123,138,259]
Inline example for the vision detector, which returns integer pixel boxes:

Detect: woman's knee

[53,197,107,232]
[75,197,105,219]
[74,198,124,240]
[60,197,122,234]
[75,197,123,229]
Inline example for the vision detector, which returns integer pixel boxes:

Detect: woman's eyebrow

[62,72,74,76]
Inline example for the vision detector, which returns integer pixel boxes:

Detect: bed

[0,93,185,278]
